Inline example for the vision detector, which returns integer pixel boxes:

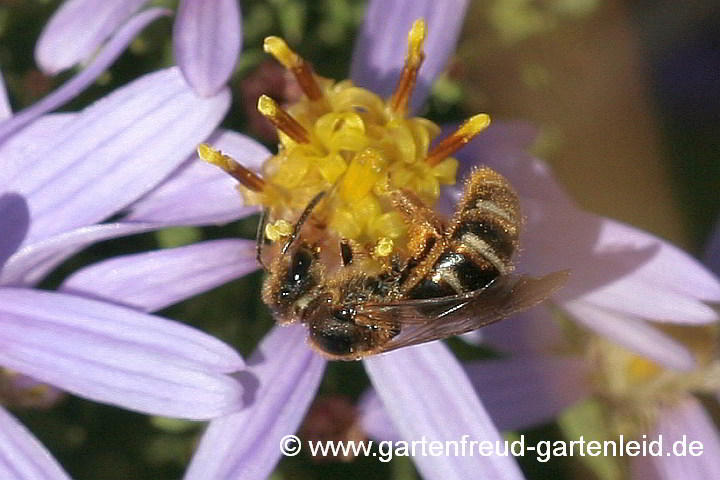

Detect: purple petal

[478,305,567,355]
[0,288,244,419]
[364,342,525,480]
[1,222,162,287]
[704,218,720,277]
[126,129,269,225]
[173,0,242,96]
[565,301,696,371]
[351,0,469,110]
[361,355,591,439]
[1,8,171,142]
[0,68,10,119]
[631,397,720,480]
[463,356,591,432]
[358,389,404,443]
[0,114,74,185]
[0,406,71,480]
[35,0,150,74]
[0,193,29,272]
[519,199,720,324]
[446,121,572,206]
[1,67,230,244]
[184,325,326,480]
[61,239,259,312]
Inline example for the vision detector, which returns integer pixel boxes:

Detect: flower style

[0,43,270,478]
[34,0,241,97]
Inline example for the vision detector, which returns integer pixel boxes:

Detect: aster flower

[184,1,527,479]
[34,0,242,97]
[362,324,720,479]
[0,47,274,475]
[179,1,720,476]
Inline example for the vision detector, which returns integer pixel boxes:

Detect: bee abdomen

[450,167,520,272]
[408,251,500,299]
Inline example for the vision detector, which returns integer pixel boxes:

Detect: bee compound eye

[289,248,313,284]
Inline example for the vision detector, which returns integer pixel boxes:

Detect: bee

[260,167,569,360]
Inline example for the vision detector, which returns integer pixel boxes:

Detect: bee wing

[356,270,569,353]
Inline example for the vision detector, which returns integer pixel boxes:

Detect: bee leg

[386,189,448,288]
[388,188,444,234]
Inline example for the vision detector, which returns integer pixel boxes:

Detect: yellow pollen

[373,237,395,258]
[263,36,299,69]
[407,19,427,68]
[627,357,663,382]
[265,219,293,242]
[426,114,492,166]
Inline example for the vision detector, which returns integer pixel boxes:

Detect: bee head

[262,242,323,323]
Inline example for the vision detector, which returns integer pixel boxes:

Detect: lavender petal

[0,406,71,480]
[34,0,150,74]
[173,0,242,96]
[1,67,229,244]
[520,199,720,324]
[61,239,259,312]
[478,305,566,355]
[631,397,720,480]
[351,0,469,111]
[1,8,171,142]
[364,342,525,480]
[0,288,245,419]
[126,129,269,225]
[464,356,591,432]
[184,325,326,479]
[1,222,162,287]
[565,301,695,371]
[361,355,590,439]
[0,193,29,272]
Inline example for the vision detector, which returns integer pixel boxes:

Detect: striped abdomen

[407,167,520,299]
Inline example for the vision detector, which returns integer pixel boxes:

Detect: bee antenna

[282,191,326,254]
[255,208,270,271]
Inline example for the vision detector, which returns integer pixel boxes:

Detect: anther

[425,114,491,166]
[264,36,324,102]
[197,144,266,192]
[257,95,310,144]
[389,19,427,114]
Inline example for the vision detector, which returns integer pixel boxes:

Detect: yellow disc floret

[198,19,492,255]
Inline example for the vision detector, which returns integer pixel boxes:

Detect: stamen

[425,114,491,166]
[389,19,427,114]
[264,36,324,102]
[197,144,266,192]
[257,95,310,144]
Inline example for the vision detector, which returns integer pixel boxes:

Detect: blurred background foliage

[0,0,718,479]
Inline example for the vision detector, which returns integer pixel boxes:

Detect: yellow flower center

[588,325,720,437]
[199,19,491,255]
